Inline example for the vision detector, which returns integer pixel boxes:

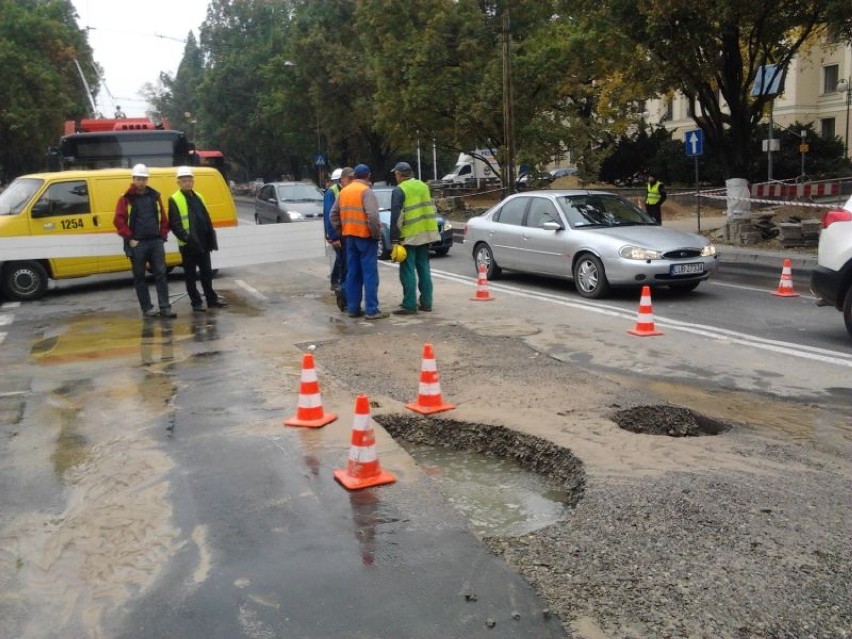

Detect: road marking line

[430,268,852,368]
[0,302,21,309]
[235,279,269,301]
[709,279,817,300]
[0,314,12,326]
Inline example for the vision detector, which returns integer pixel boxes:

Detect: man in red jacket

[114,164,176,318]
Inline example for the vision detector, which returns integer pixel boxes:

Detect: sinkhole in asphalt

[610,404,731,437]
[374,414,585,538]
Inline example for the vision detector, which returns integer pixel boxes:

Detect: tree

[573,0,852,178]
[0,0,94,180]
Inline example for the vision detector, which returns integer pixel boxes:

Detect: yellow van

[0,167,238,300]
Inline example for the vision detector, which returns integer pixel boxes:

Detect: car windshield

[556,194,655,228]
[277,185,322,202]
[373,189,393,210]
[0,178,43,216]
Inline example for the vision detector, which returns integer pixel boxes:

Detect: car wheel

[474,242,501,279]
[573,253,610,299]
[669,281,700,294]
[433,247,450,257]
[1,260,49,301]
[843,286,852,339]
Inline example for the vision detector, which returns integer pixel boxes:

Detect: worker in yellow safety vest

[644,174,667,225]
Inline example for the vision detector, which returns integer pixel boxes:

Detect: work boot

[142,307,159,318]
[364,311,388,320]
[160,306,177,318]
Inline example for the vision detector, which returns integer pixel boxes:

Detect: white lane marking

[0,314,12,326]
[429,268,852,369]
[0,302,21,309]
[235,279,269,301]
[708,279,817,300]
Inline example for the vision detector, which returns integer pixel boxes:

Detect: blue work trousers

[344,236,380,315]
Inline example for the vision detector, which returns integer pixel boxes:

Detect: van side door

[28,179,100,278]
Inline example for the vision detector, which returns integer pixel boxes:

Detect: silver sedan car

[464,190,717,298]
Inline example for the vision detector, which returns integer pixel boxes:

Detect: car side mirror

[541,221,563,231]
[267,197,276,203]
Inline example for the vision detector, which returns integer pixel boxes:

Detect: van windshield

[0,178,43,216]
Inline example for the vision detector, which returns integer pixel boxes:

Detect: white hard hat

[177,166,194,178]
[131,163,149,178]
[330,168,343,181]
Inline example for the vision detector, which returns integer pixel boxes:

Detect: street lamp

[838,78,851,159]
[799,129,807,179]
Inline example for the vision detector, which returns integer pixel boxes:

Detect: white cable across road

[426,267,852,369]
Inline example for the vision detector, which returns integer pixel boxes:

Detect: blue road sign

[314,154,327,167]
[685,129,704,157]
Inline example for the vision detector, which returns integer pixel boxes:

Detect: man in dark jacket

[167,166,228,312]
[114,163,175,318]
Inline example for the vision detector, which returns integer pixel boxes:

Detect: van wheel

[2,261,49,301]
[843,287,852,339]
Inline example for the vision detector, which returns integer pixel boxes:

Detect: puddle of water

[400,441,570,538]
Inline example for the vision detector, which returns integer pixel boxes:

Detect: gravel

[318,324,852,638]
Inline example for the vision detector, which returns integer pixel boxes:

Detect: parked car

[254,182,324,224]
[373,187,454,260]
[549,167,578,180]
[810,195,852,339]
[464,190,717,298]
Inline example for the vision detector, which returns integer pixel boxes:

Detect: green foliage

[572,0,852,178]
[0,0,94,180]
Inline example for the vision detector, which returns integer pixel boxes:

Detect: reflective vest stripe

[339,181,371,238]
[398,179,438,240]
[646,182,662,205]
[170,190,208,246]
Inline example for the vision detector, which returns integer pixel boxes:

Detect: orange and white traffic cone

[284,352,338,428]
[406,343,455,415]
[627,286,664,336]
[771,258,800,297]
[471,263,495,301]
[333,395,396,490]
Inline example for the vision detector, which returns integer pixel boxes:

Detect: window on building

[820,118,836,140]
[823,65,839,94]
[663,99,673,121]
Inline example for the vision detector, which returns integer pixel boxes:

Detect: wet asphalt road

[0,278,565,638]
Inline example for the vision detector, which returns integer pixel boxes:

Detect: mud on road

[317,320,852,639]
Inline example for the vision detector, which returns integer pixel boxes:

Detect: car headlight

[287,211,304,221]
[700,244,716,257]
[619,245,662,260]
[443,222,453,232]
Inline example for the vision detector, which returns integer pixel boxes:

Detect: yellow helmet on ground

[391,243,407,263]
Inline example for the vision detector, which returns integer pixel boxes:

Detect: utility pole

[502,4,515,198]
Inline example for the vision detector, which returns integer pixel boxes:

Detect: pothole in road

[610,404,731,437]
[374,414,585,538]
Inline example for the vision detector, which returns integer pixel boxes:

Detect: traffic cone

[406,343,455,415]
[471,263,495,301]
[334,395,396,490]
[627,286,664,336]
[771,258,800,297]
[284,352,338,428]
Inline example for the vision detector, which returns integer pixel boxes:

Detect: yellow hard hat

[391,244,407,263]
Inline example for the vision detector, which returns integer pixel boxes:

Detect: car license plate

[671,262,703,275]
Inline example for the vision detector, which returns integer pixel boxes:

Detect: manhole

[374,414,585,537]
[610,405,731,437]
